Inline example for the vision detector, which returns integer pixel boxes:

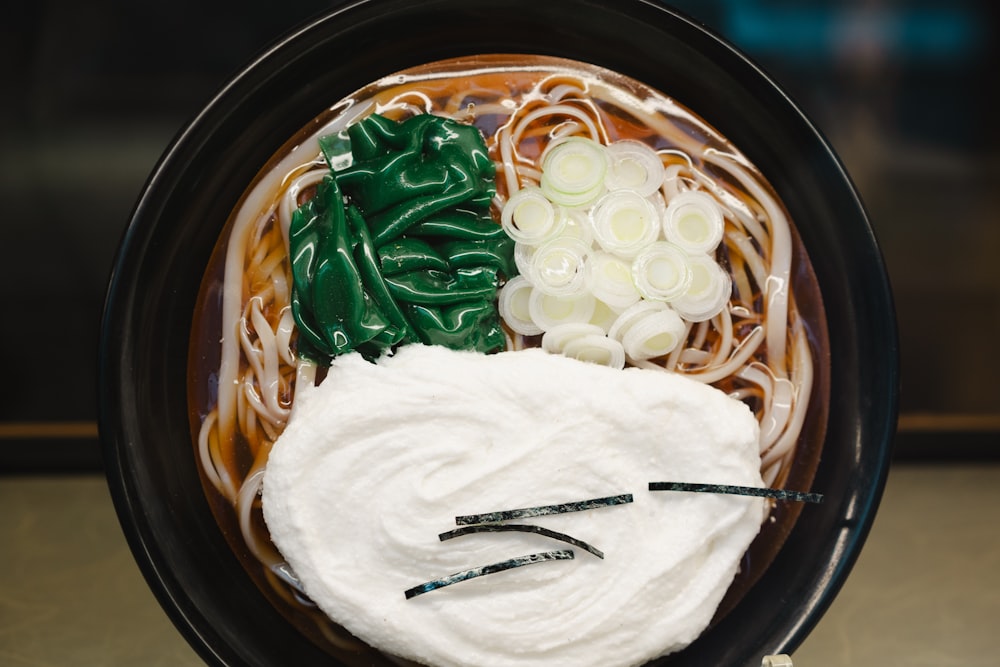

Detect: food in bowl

[263,344,765,667]
[188,54,828,665]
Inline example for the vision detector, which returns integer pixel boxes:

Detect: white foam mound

[262,344,764,667]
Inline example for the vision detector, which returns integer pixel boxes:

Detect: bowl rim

[99,1,899,665]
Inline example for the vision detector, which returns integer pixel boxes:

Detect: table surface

[2,463,998,667]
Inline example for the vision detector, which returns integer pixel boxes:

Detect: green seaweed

[455,494,635,525]
[439,524,605,559]
[648,482,824,504]
[404,550,575,600]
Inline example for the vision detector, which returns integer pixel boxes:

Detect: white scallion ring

[541,137,609,208]
[662,191,725,254]
[561,334,626,369]
[588,299,619,332]
[607,299,671,343]
[621,307,686,360]
[591,190,661,259]
[501,186,563,244]
[529,236,591,297]
[556,207,595,247]
[498,275,543,336]
[631,241,692,302]
[671,254,732,322]
[605,140,665,198]
[541,322,607,354]
[528,289,597,331]
[586,251,642,310]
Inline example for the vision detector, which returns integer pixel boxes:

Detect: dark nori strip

[455,494,634,525]
[404,550,575,599]
[648,482,824,504]
[439,524,605,559]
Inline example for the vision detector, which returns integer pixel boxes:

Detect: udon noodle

[189,54,825,659]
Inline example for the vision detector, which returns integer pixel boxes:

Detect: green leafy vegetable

[288,113,516,363]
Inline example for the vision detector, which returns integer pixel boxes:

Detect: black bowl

[99,1,898,665]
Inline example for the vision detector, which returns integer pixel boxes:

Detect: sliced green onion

[631,241,692,302]
[456,493,634,524]
[540,137,609,208]
[588,299,619,332]
[662,191,725,254]
[529,236,591,297]
[607,299,670,343]
[498,275,543,336]
[591,190,660,259]
[586,251,641,309]
[439,524,604,559]
[562,334,626,369]
[557,208,595,247]
[605,140,665,198]
[648,482,824,504]
[501,186,563,244]
[404,550,574,599]
[513,242,536,280]
[541,322,607,354]
[672,254,732,322]
[621,306,686,360]
[528,289,596,331]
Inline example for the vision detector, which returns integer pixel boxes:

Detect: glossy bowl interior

[98,1,898,665]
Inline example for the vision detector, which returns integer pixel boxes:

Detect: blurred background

[1,2,998,666]
[2,0,996,470]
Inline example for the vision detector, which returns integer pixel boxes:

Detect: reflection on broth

[188,54,829,663]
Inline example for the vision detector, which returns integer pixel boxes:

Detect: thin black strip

[648,482,823,504]
[439,524,604,559]
[455,494,633,525]
[404,550,575,599]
